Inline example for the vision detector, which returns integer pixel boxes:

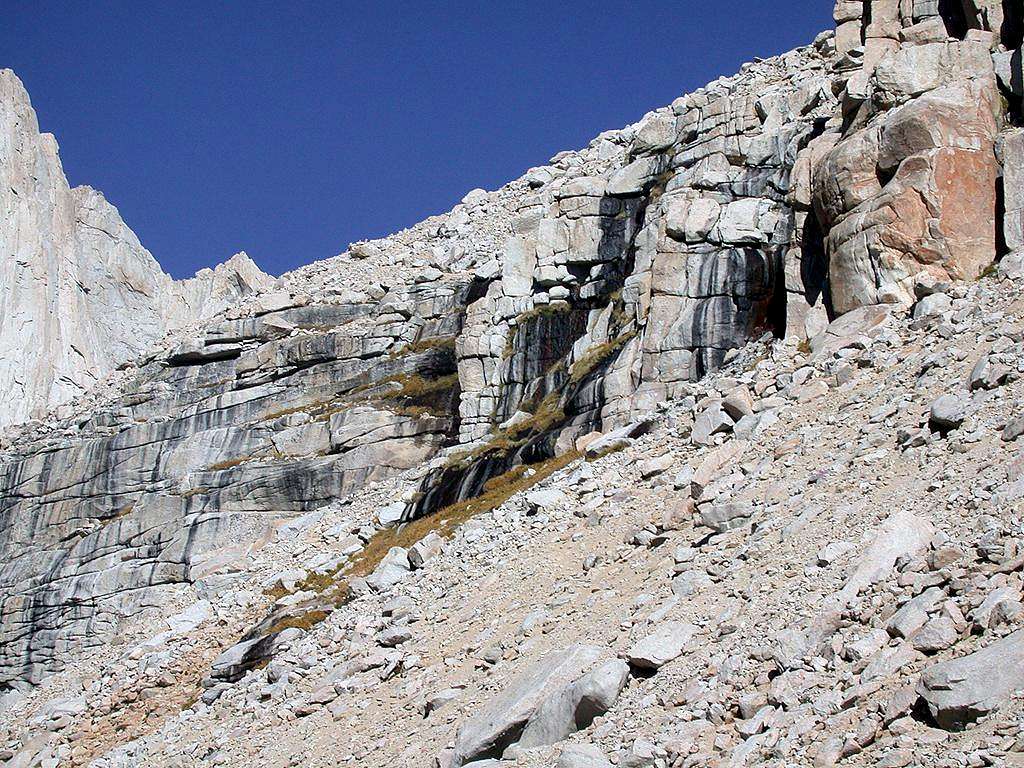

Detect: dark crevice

[876,163,897,189]
[1004,0,1024,48]
[768,250,788,340]
[997,171,1009,260]
[1001,49,1024,125]
[938,0,970,38]
[802,213,835,321]
[861,0,872,44]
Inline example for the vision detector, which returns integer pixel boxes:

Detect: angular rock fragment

[838,511,934,602]
[918,629,1024,730]
[626,621,696,670]
[450,645,606,767]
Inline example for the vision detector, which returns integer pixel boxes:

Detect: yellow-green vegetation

[514,301,572,325]
[345,450,580,579]
[567,331,635,385]
[605,290,634,329]
[264,609,330,636]
[260,403,316,422]
[261,566,350,637]
[259,451,579,635]
[203,455,254,472]
[502,302,574,360]
[450,330,633,471]
[646,168,675,206]
[376,372,460,417]
[264,563,349,601]
[262,581,289,600]
[979,261,999,280]
[389,335,457,358]
[112,503,135,519]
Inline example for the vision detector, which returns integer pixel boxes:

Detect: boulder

[692,403,734,446]
[409,533,444,569]
[698,501,754,533]
[838,511,934,602]
[450,645,605,767]
[517,659,629,749]
[526,488,568,512]
[928,394,966,435]
[365,547,411,592]
[209,627,304,682]
[918,629,1024,730]
[809,305,891,356]
[557,744,613,768]
[626,621,696,670]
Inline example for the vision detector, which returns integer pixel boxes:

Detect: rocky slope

[0,69,272,429]
[1,1,1024,766]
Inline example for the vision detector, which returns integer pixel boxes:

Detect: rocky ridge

[0,69,272,430]
[1,1,1024,766]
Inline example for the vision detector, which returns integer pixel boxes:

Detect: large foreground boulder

[449,645,626,766]
[918,629,1024,730]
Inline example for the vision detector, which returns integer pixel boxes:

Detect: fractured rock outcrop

[811,9,1004,313]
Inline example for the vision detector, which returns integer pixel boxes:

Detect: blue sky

[3,1,833,278]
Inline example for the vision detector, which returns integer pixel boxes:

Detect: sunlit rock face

[811,1,1017,314]
[0,69,271,430]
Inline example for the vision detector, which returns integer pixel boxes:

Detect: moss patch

[202,455,254,472]
[568,330,635,386]
[345,450,580,578]
[264,610,330,636]
[390,335,457,358]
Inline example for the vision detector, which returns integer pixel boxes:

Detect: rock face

[0,69,271,429]
[811,3,1010,314]
[0,0,1023,734]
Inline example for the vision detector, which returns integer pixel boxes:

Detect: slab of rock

[1003,416,1024,442]
[692,403,734,446]
[409,533,444,569]
[526,488,568,512]
[516,659,629,749]
[809,305,892,356]
[209,627,304,683]
[911,617,958,653]
[365,547,412,592]
[582,419,655,459]
[557,744,613,768]
[838,511,934,602]
[918,629,1024,730]
[639,454,674,479]
[698,501,754,533]
[626,621,696,670]
[450,645,605,767]
[928,394,966,435]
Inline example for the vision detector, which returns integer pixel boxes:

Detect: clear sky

[3,1,833,279]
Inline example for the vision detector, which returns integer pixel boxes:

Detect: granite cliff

[0,70,271,429]
[1,2,1024,766]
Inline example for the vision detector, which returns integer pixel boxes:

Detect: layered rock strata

[2,0,1024,694]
